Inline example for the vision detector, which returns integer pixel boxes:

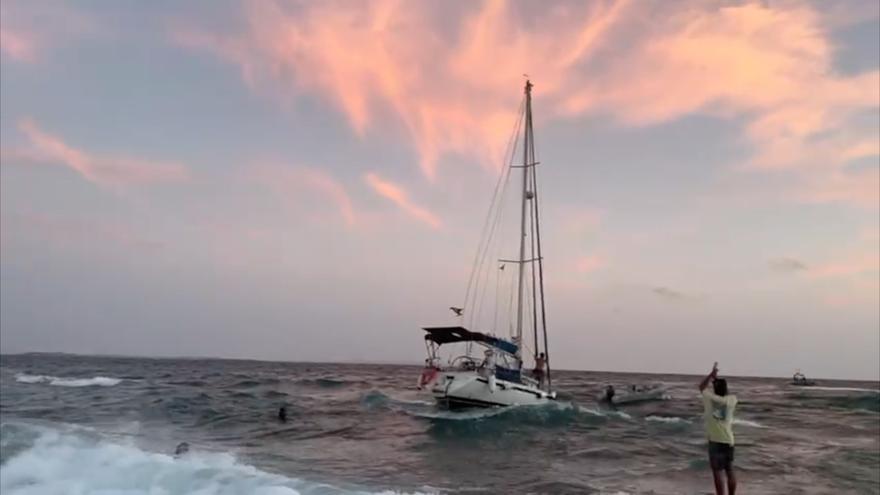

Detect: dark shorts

[708,441,735,471]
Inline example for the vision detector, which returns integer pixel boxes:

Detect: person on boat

[604,384,616,403]
[698,362,738,495]
[534,353,546,386]
[478,348,499,392]
[480,348,496,376]
[418,359,440,389]
[278,405,288,423]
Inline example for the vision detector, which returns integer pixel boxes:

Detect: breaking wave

[14,373,122,387]
[0,421,431,495]
[733,418,767,428]
[362,390,634,424]
[576,406,633,420]
[645,415,690,424]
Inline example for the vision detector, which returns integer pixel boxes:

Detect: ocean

[1,354,878,494]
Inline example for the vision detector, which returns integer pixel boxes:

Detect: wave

[853,408,879,415]
[732,418,767,428]
[14,373,122,387]
[807,386,880,394]
[403,406,512,421]
[231,379,262,388]
[791,387,880,412]
[645,415,690,424]
[576,406,633,420]
[0,421,431,495]
[297,377,366,388]
[166,379,207,387]
[825,394,880,413]
[226,391,257,399]
[366,390,634,424]
[409,402,597,434]
[361,390,393,409]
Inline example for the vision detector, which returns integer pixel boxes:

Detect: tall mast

[514,80,533,358]
[522,79,552,390]
[532,116,551,391]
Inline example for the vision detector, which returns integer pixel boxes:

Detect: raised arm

[698,362,718,392]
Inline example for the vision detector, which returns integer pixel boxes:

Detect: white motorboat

[791,372,817,387]
[598,385,668,405]
[417,80,557,408]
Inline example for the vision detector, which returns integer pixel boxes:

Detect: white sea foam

[404,407,511,421]
[733,418,767,428]
[577,406,633,420]
[15,373,122,387]
[806,386,880,394]
[645,415,690,424]
[0,422,432,495]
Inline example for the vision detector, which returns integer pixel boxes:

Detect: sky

[1,0,878,380]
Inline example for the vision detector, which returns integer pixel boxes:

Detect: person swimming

[278,405,288,422]
[174,442,190,457]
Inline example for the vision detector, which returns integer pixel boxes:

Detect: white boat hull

[429,370,553,408]
[599,387,667,405]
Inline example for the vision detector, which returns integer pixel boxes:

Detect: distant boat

[791,372,817,387]
[416,80,556,408]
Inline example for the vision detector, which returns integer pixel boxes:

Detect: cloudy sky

[1,0,878,379]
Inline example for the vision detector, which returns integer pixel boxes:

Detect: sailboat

[417,80,556,408]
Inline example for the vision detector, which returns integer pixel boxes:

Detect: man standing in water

[698,362,738,495]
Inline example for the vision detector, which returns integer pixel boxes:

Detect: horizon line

[2,351,877,383]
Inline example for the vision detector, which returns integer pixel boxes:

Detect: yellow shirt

[701,389,737,445]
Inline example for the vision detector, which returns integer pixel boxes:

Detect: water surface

[1,354,877,494]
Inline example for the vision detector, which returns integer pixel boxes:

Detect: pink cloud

[298,169,357,227]
[13,119,189,189]
[809,246,880,307]
[861,227,880,244]
[250,165,356,227]
[364,172,441,229]
[810,254,879,279]
[175,0,628,180]
[0,27,36,62]
[575,254,605,274]
[560,207,604,237]
[178,1,878,206]
[795,166,879,209]
[820,275,880,308]
[0,1,97,63]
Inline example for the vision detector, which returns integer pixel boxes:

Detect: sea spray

[15,373,122,387]
[645,415,691,424]
[0,422,432,495]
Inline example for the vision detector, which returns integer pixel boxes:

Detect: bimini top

[422,326,518,355]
